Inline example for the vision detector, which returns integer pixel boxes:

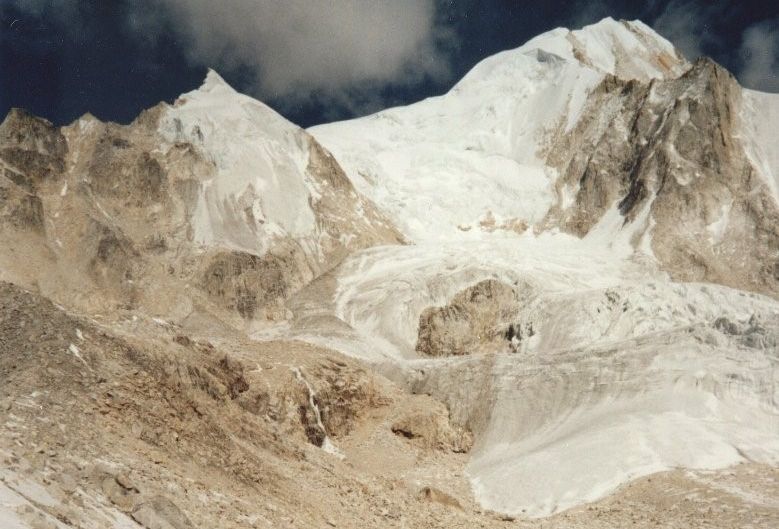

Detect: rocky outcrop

[87,220,143,300]
[85,130,168,206]
[306,138,405,261]
[305,359,388,438]
[199,243,313,320]
[391,407,473,453]
[131,497,195,529]
[417,486,463,510]
[0,110,66,234]
[0,180,44,231]
[416,280,524,357]
[0,108,66,185]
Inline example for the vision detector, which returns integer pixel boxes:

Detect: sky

[1,0,778,128]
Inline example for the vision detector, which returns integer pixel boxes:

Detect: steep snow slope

[309,18,687,241]
[454,327,778,517]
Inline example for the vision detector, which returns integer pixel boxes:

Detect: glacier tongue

[464,336,779,518]
[275,219,779,517]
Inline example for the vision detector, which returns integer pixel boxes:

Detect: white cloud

[7,0,457,115]
[739,18,779,92]
[154,0,455,102]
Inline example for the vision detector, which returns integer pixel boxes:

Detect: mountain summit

[458,17,688,86]
[1,17,778,528]
[309,18,690,242]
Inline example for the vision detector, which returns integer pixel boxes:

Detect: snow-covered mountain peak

[169,68,301,143]
[310,16,779,297]
[568,17,687,78]
[457,17,687,92]
[199,68,238,94]
[311,17,691,242]
[103,65,400,295]
[155,70,317,253]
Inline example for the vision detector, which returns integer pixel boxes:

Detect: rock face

[545,58,779,297]
[0,108,67,184]
[0,110,65,232]
[391,407,473,453]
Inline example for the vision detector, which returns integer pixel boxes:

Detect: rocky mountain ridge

[0,73,402,326]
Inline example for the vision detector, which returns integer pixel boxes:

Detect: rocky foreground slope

[1,17,778,528]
